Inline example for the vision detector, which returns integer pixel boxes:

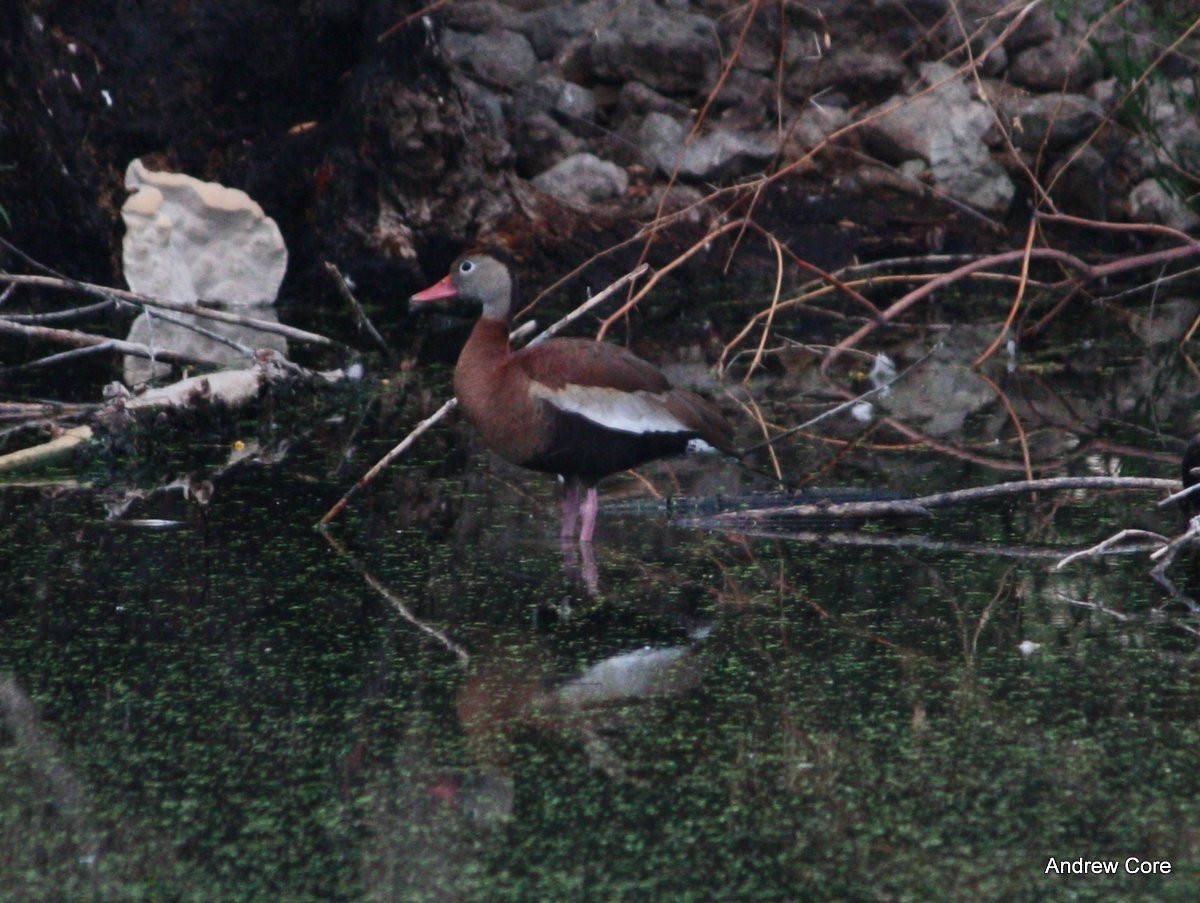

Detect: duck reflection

[454,622,708,822]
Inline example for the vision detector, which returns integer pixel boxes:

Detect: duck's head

[411,251,514,322]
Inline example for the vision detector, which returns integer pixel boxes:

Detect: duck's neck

[454,316,510,403]
[458,316,509,367]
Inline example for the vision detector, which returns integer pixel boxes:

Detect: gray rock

[124,308,287,385]
[588,0,719,96]
[532,152,629,205]
[639,112,690,173]
[442,28,537,89]
[859,63,1014,213]
[1003,2,1060,52]
[861,62,983,160]
[637,182,708,222]
[713,68,773,130]
[514,0,605,59]
[456,77,509,137]
[511,111,584,175]
[512,74,596,128]
[1129,179,1200,232]
[1130,298,1200,346]
[939,13,1008,77]
[714,67,771,109]
[1046,143,1107,219]
[639,112,776,180]
[1146,79,1200,172]
[1102,77,1200,189]
[553,81,597,124]
[791,102,851,151]
[440,0,517,34]
[1009,39,1102,92]
[878,352,996,439]
[618,80,691,119]
[1009,93,1104,150]
[788,49,906,101]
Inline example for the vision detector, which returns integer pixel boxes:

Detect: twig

[1158,482,1200,509]
[1149,518,1200,612]
[974,369,1033,481]
[0,273,339,348]
[820,237,1200,372]
[3,299,117,323]
[972,216,1036,369]
[729,390,784,485]
[598,220,750,340]
[1059,595,1135,622]
[376,0,454,43]
[1053,528,1170,571]
[322,531,469,665]
[531,263,650,345]
[323,262,392,358]
[743,235,784,382]
[0,317,223,369]
[687,524,1159,561]
[140,307,258,362]
[0,426,93,474]
[318,397,458,527]
[1,341,119,374]
[739,341,938,456]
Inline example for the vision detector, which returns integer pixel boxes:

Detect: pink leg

[560,482,581,541]
[579,486,599,544]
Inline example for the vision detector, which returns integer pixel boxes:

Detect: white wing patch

[530,382,692,435]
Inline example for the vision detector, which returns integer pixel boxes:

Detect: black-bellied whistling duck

[410,251,736,543]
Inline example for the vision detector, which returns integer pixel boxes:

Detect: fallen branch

[0,272,340,348]
[0,425,93,474]
[683,476,1178,525]
[0,317,223,370]
[4,340,122,373]
[1053,528,1170,571]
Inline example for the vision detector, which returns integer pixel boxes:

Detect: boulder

[639,112,776,180]
[587,0,719,96]
[1128,179,1200,232]
[859,63,1014,214]
[1008,39,1102,92]
[1009,93,1105,150]
[122,159,286,308]
[442,28,538,89]
[532,153,629,205]
[120,159,289,384]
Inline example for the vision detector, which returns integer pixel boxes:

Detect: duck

[410,250,736,543]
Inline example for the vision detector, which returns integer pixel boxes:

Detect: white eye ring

[459,260,475,274]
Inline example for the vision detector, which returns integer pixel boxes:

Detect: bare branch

[0,273,340,348]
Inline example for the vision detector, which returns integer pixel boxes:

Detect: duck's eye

[459,260,475,274]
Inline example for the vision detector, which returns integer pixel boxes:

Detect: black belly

[521,407,696,484]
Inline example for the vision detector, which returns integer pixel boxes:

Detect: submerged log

[0,425,93,474]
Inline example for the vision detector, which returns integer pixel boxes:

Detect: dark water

[3,424,1199,902]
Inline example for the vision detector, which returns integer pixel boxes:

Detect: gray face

[452,254,513,321]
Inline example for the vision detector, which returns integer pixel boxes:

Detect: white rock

[122,159,287,308]
[120,159,289,383]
